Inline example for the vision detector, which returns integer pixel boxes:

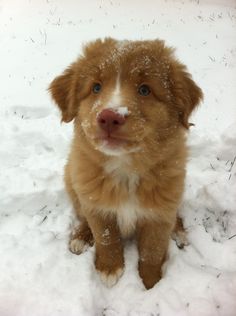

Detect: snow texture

[0,0,236,315]
[115,107,129,117]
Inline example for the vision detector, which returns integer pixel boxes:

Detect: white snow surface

[0,1,236,315]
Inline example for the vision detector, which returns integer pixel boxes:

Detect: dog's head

[49,38,203,156]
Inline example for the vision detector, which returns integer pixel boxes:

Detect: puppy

[49,38,203,289]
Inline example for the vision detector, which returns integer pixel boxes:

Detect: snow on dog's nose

[97,109,126,134]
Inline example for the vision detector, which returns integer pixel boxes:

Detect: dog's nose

[97,109,126,133]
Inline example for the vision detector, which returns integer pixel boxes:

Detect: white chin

[96,141,140,156]
[96,142,128,156]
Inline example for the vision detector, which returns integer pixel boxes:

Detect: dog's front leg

[86,213,124,287]
[137,219,173,289]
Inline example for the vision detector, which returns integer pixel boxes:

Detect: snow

[0,0,236,315]
[116,106,129,116]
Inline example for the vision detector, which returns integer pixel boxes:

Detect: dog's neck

[103,155,139,194]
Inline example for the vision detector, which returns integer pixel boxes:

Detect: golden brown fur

[49,38,203,289]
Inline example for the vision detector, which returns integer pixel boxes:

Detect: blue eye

[93,83,102,94]
[138,84,151,96]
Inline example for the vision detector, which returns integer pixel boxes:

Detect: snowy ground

[0,0,236,315]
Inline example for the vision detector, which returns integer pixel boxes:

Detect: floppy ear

[170,63,203,129]
[48,64,78,122]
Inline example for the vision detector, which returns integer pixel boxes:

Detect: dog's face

[49,38,203,156]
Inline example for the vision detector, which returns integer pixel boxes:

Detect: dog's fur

[49,38,203,289]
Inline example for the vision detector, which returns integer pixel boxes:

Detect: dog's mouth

[81,117,145,155]
[93,133,139,156]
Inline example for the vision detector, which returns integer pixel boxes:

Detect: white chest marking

[104,157,149,238]
[117,199,145,238]
[104,156,138,191]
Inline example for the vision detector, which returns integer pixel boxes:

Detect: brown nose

[97,109,126,133]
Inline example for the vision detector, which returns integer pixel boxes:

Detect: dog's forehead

[99,41,152,68]
[96,40,170,79]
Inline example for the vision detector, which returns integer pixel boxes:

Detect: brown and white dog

[49,38,203,289]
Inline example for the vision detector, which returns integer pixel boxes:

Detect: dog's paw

[69,222,94,255]
[172,230,189,249]
[172,217,189,249]
[69,238,89,255]
[98,267,124,288]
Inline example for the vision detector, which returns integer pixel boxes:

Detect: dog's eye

[138,84,151,96]
[93,83,102,94]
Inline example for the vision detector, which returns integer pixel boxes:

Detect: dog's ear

[170,63,203,129]
[48,64,78,123]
